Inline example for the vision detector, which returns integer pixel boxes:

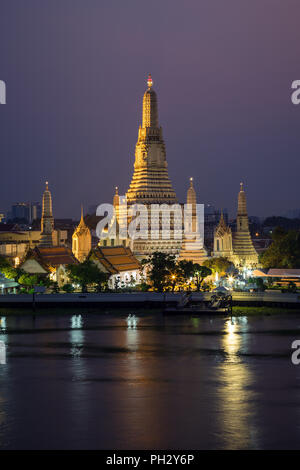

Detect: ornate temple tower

[39,181,54,247]
[72,207,92,262]
[213,183,259,268]
[232,182,259,267]
[178,178,207,264]
[126,74,177,205]
[125,74,181,258]
[213,210,234,258]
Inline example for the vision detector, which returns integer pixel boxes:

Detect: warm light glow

[147,73,153,88]
[172,275,176,280]
[14,256,20,267]
[228,275,234,284]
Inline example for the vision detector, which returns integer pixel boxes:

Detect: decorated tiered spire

[142,73,158,128]
[39,181,54,247]
[126,74,177,206]
[233,182,258,261]
[237,181,247,217]
[72,206,91,262]
[187,177,196,206]
[125,75,179,257]
[178,177,207,263]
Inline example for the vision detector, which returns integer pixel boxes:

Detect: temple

[72,206,92,262]
[124,74,181,258]
[213,183,259,268]
[178,178,207,264]
[39,181,54,247]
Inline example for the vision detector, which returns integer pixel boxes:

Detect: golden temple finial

[219,208,225,224]
[115,186,119,195]
[80,204,84,222]
[240,181,244,191]
[45,181,49,190]
[147,73,153,88]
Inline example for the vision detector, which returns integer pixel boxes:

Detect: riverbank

[1,304,300,317]
[0,290,299,309]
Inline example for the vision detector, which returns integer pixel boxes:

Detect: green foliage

[141,252,176,292]
[192,264,212,291]
[136,282,150,292]
[62,283,75,293]
[260,229,300,268]
[66,260,109,292]
[18,273,39,287]
[0,255,11,270]
[203,257,233,274]
[50,281,60,293]
[142,253,213,292]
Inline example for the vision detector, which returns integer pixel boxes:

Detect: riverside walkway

[0,290,299,308]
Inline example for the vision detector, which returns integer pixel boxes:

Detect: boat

[163,291,232,315]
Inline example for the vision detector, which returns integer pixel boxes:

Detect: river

[0,311,300,449]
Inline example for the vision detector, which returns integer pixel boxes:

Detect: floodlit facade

[213,183,259,268]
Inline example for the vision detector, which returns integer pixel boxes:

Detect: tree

[66,260,109,292]
[18,273,39,290]
[141,252,176,292]
[0,255,20,280]
[192,264,212,291]
[62,283,75,293]
[49,281,60,293]
[260,229,300,268]
[203,257,233,275]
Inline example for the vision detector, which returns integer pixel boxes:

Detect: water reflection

[217,317,259,449]
[70,315,84,358]
[0,317,6,332]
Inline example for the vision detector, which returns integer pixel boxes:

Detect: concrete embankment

[0,291,299,309]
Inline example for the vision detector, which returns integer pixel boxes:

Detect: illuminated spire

[147,73,153,88]
[113,186,120,208]
[238,181,247,216]
[142,74,158,128]
[187,177,196,206]
[39,181,54,247]
[72,206,91,262]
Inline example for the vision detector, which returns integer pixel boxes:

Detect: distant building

[29,202,41,223]
[11,203,30,223]
[0,183,67,265]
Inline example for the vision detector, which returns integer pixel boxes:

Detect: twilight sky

[0,0,300,219]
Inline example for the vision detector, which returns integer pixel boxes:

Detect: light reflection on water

[1,312,300,449]
[217,317,258,449]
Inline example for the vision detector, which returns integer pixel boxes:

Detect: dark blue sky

[0,0,299,218]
